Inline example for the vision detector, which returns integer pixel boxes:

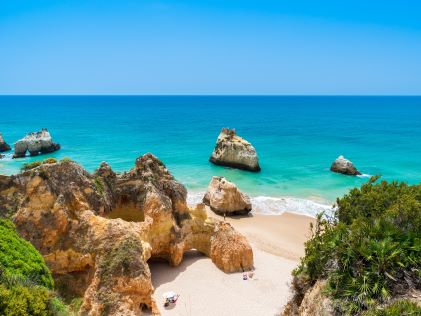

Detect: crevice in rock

[54,268,95,303]
[105,197,145,222]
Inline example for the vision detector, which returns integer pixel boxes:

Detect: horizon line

[1,94,421,97]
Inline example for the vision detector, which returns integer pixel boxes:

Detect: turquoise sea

[1,96,421,216]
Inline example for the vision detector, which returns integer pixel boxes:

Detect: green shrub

[49,297,69,315]
[68,297,83,314]
[362,300,421,316]
[94,176,105,194]
[0,282,51,316]
[21,158,58,172]
[0,220,73,315]
[43,158,57,165]
[21,161,42,171]
[0,219,54,289]
[294,177,421,314]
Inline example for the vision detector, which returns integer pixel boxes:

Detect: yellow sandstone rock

[0,153,254,315]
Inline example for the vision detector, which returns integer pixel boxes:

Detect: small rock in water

[209,128,260,172]
[13,128,60,158]
[0,133,11,152]
[330,155,361,176]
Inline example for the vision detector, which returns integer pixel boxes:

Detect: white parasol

[162,291,177,299]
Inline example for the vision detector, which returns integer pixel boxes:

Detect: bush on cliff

[292,177,421,315]
[362,299,421,316]
[0,219,53,288]
[21,160,42,171]
[0,219,69,315]
[21,158,58,172]
[0,280,51,316]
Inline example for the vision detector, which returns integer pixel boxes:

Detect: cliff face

[0,154,253,315]
[281,278,334,316]
[295,281,333,316]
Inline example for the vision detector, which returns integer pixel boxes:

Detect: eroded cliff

[0,154,253,315]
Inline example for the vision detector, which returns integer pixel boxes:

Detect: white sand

[149,247,297,316]
[147,212,315,316]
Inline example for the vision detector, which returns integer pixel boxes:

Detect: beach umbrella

[162,291,177,299]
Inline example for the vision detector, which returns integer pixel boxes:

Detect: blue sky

[0,0,420,95]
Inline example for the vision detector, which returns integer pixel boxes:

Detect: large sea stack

[0,133,11,152]
[13,128,60,158]
[203,176,252,216]
[210,128,260,172]
[330,155,361,176]
[0,153,253,315]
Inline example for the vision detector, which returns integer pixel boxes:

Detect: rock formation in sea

[13,128,60,158]
[203,176,252,216]
[0,133,11,152]
[209,128,260,172]
[0,153,253,315]
[330,155,361,176]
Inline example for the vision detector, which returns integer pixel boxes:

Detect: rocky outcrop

[210,128,260,172]
[330,155,361,176]
[211,221,254,272]
[203,176,252,216]
[297,280,334,316]
[13,128,60,158]
[0,154,253,315]
[282,279,334,316]
[0,133,11,152]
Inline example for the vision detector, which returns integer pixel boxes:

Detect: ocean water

[1,96,421,216]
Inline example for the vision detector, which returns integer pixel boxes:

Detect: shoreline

[187,191,334,218]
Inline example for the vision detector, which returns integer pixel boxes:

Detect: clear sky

[1,0,421,95]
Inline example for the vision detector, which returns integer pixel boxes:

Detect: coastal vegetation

[362,299,421,316]
[94,176,105,194]
[288,176,421,315]
[0,219,69,315]
[21,158,57,171]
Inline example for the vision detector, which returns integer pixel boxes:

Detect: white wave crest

[187,191,334,218]
[250,195,333,217]
[357,173,372,178]
[0,153,13,161]
[186,191,207,206]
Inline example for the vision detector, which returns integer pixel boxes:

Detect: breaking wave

[357,173,372,178]
[187,191,334,218]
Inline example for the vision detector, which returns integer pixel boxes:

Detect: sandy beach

[214,211,316,261]
[148,211,315,316]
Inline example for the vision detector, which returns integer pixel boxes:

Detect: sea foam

[187,191,334,218]
[357,173,372,178]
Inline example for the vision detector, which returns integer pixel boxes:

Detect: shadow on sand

[148,250,208,287]
[225,213,254,221]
